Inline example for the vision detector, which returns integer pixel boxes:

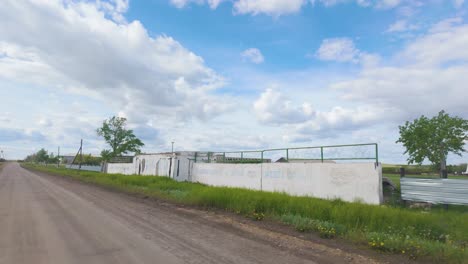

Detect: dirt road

[0,163,384,264]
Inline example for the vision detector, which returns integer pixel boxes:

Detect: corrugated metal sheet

[401,178,468,205]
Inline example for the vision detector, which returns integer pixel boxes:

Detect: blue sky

[0,0,467,164]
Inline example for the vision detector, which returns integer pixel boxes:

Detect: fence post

[375,144,379,164]
[320,147,324,163]
[400,167,406,207]
[442,169,448,210]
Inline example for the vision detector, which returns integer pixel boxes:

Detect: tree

[96,116,144,161]
[36,148,49,163]
[397,110,468,177]
[47,152,59,164]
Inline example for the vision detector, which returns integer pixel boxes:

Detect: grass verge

[24,163,468,263]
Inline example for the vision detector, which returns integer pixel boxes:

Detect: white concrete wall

[173,154,193,182]
[192,163,261,190]
[135,154,172,176]
[106,163,135,175]
[261,163,382,204]
[107,152,195,181]
[192,162,382,205]
[67,165,102,172]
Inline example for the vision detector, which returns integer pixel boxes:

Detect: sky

[0,0,467,164]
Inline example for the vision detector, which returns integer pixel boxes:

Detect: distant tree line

[71,154,102,166]
[24,148,102,166]
[24,148,59,164]
[382,164,467,175]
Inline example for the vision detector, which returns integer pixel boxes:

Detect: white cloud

[429,17,463,33]
[170,0,223,9]
[315,38,380,66]
[330,19,468,122]
[233,0,307,16]
[375,0,402,9]
[259,17,468,150]
[291,106,382,139]
[171,0,407,16]
[241,48,265,64]
[454,0,464,8]
[386,19,418,32]
[400,18,468,66]
[253,88,382,140]
[315,38,359,62]
[0,0,228,125]
[316,0,405,8]
[96,0,129,22]
[253,88,314,124]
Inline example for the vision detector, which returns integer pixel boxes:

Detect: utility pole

[57,146,60,168]
[171,141,175,154]
[79,139,83,170]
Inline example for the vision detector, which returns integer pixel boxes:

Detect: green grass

[23,163,468,263]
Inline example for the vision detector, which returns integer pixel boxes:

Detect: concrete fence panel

[67,165,102,172]
[261,163,382,204]
[192,162,382,205]
[192,163,262,190]
[107,163,135,175]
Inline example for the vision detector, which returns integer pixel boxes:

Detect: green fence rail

[194,143,379,164]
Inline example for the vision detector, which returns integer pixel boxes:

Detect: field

[23,163,468,263]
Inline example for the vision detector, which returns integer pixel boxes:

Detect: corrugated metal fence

[401,178,468,205]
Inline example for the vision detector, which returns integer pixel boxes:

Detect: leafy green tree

[397,110,468,176]
[36,148,49,163]
[47,152,60,164]
[96,116,144,161]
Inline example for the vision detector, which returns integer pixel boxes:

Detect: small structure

[60,155,76,164]
[105,151,196,182]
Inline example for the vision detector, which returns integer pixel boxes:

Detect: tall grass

[24,163,468,263]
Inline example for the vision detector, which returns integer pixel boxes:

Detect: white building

[106,151,196,182]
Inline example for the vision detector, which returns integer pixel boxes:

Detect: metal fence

[194,143,379,164]
[401,178,468,205]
